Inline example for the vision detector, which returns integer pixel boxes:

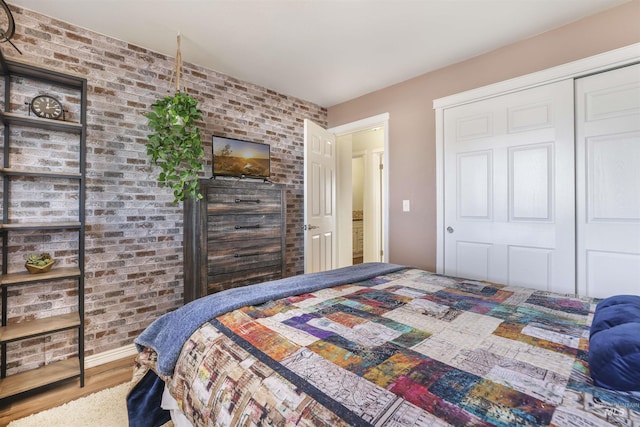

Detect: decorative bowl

[25,259,55,274]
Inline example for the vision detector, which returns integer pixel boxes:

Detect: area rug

[8,383,174,427]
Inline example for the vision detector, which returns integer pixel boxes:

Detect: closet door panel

[457,151,492,219]
[508,246,552,289]
[587,251,640,296]
[443,80,575,292]
[587,133,640,221]
[576,63,640,298]
[509,143,553,221]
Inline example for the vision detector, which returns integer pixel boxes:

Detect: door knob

[308,225,319,230]
[447,226,454,234]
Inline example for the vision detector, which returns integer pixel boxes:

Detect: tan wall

[327,0,640,271]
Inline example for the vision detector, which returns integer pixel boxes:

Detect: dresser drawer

[208,238,282,275]
[207,214,282,241]
[207,268,283,294]
[206,188,282,215]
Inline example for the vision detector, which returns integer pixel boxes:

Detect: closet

[435,51,639,298]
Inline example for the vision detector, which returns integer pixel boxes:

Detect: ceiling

[7,0,630,107]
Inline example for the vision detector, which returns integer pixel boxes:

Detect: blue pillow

[589,295,640,391]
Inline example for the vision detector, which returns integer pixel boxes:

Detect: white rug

[9,383,131,427]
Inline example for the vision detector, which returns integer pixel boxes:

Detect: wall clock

[30,94,64,120]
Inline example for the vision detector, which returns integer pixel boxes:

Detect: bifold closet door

[575,63,640,298]
[443,79,576,293]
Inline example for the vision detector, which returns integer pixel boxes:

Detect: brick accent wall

[1,5,326,373]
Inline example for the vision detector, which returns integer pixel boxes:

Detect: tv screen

[212,135,270,179]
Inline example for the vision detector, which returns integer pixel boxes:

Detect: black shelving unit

[0,51,86,401]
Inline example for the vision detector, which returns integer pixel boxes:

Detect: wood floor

[0,355,136,426]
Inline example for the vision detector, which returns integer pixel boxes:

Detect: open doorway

[331,113,388,268]
[348,129,384,264]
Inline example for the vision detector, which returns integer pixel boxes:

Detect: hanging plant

[144,34,204,203]
[145,91,204,203]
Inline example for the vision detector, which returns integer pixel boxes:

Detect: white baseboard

[85,344,138,369]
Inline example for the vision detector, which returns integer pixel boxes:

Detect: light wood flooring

[0,355,136,426]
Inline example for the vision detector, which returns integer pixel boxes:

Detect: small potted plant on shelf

[25,252,55,274]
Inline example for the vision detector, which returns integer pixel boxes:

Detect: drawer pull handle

[235,198,261,204]
[234,253,261,258]
[235,224,261,230]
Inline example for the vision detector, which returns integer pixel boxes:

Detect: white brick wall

[1,5,326,373]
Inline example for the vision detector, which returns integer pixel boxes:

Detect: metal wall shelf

[0,51,86,402]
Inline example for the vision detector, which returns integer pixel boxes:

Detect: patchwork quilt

[130,267,640,427]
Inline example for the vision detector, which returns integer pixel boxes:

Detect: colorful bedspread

[129,267,640,427]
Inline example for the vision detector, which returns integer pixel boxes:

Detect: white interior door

[304,119,337,273]
[363,149,383,262]
[575,63,640,298]
[443,79,576,293]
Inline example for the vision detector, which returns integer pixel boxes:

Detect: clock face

[31,95,63,119]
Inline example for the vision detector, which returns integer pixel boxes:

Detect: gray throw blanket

[135,262,405,376]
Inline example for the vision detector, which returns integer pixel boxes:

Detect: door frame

[329,112,390,264]
[433,43,640,273]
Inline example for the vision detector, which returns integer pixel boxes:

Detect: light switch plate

[402,200,410,212]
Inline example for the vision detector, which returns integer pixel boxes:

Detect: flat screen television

[212,135,271,179]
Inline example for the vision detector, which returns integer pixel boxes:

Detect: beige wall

[327,0,640,272]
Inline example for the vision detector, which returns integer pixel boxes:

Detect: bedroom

[0,0,638,425]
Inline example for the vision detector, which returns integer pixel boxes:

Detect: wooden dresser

[183,179,286,303]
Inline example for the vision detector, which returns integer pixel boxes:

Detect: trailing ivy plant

[144,91,205,203]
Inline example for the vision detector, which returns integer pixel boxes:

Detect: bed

[127,263,640,427]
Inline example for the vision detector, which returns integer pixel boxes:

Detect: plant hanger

[168,33,185,93]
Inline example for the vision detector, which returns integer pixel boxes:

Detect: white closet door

[576,64,640,298]
[443,80,575,292]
